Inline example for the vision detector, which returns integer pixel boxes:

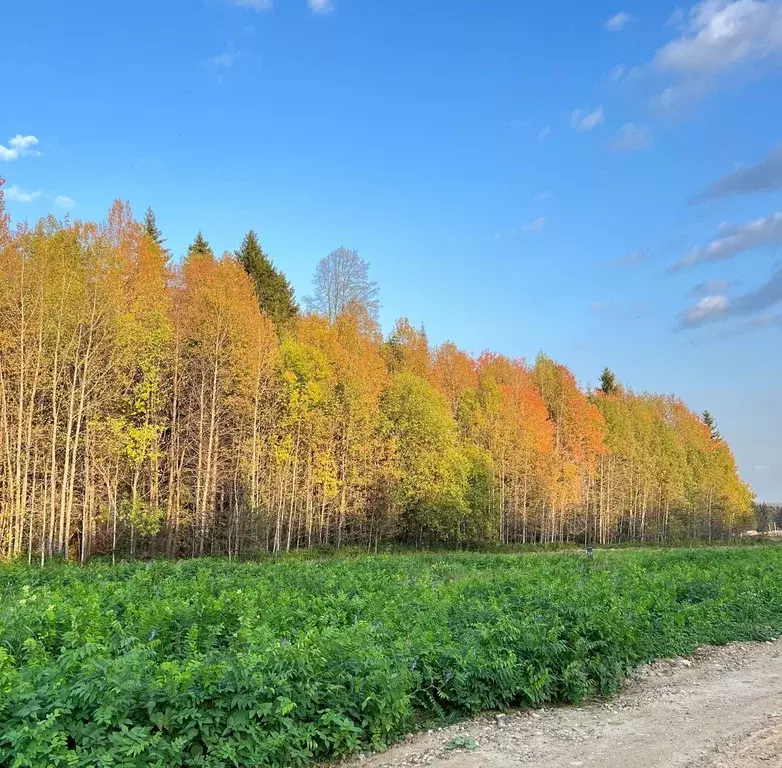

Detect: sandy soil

[346,638,782,768]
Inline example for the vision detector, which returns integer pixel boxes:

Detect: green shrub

[2,548,782,766]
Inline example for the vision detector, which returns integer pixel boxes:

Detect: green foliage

[119,498,165,537]
[599,367,619,396]
[235,230,298,329]
[142,207,165,247]
[2,548,782,766]
[382,373,469,539]
[702,410,722,441]
[445,736,478,750]
[187,232,213,258]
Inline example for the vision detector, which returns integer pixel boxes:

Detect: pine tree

[143,207,165,246]
[599,367,619,395]
[235,230,298,329]
[702,410,722,441]
[188,231,213,258]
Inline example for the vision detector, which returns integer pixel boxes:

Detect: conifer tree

[143,207,165,246]
[188,231,213,258]
[702,410,722,441]
[235,230,298,329]
[599,367,619,395]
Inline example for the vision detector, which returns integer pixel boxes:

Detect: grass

[2,547,782,767]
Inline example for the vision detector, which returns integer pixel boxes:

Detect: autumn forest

[0,183,754,562]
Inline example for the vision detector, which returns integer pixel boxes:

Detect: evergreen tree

[702,410,722,441]
[235,230,298,328]
[599,367,619,395]
[143,207,165,246]
[188,231,213,258]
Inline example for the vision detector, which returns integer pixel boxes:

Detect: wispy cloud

[650,0,782,106]
[209,50,241,69]
[5,185,41,203]
[604,11,633,31]
[609,123,651,152]
[591,300,616,312]
[717,313,781,338]
[0,134,40,162]
[538,125,551,141]
[571,106,604,132]
[228,0,273,10]
[694,145,782,201]
[671,211,782,271]
[524,216,545,233]
[617,249,648,267]
[309,0,334,12]
[533,190,553,202]
[654,0,782,75]
[677,294,731,328]
[677,268,782,329]
[54,195,76,209]
[689,279,737,297]
[609,64,626,81]
[667,7,686,27]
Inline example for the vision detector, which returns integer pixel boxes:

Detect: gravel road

[347,638,782,768]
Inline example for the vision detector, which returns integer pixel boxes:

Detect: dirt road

[349,639,782,768]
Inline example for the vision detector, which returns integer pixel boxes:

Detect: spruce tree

[235,230,298,328]
[143,207,165,246]
[702,410,721,441]
[188,231,213,258]
[599,367,619,395]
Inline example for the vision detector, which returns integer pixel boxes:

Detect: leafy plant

[1,548,782,766]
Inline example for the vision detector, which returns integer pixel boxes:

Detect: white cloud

[54,195,76,209]
[678,294,731,327]
[677,268,782,328]
[605,11,633,31]
[609,64,626,81]
[609,123,652,152]
[309,0,334,12]
[0,134,40,162]
[647,0,782,107]
[571,106,604,132]
[229,0,273,10]
[5,185,41,203]
[524,216,545,233]
[538,125,551,141]
[695,144,782,200]
[672,211,782,270]
[209,51,241,69]
[533,190,553,201]
[654,0,782,76]
[591,300,616,312]
[689,278,736,296]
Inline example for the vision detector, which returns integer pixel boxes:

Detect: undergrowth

[2,548,781,766]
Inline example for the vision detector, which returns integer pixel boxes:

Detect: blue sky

[3,0,782,500]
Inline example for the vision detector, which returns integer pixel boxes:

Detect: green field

[2,548,782,767]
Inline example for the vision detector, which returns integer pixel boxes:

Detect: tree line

[0,185,754,562]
